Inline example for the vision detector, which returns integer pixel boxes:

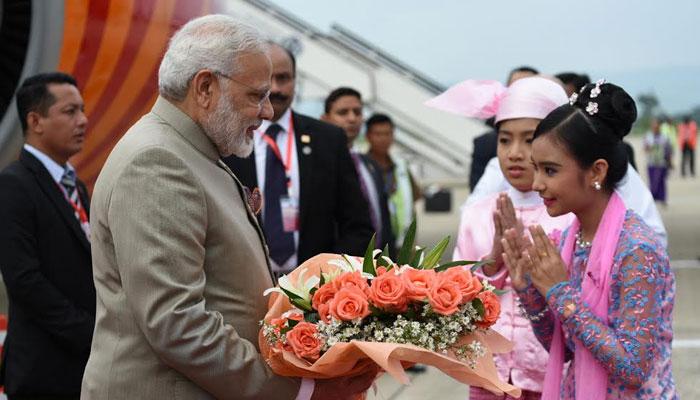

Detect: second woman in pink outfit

[432,77,571,399]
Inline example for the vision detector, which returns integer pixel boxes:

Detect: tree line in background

[633,93,699,135]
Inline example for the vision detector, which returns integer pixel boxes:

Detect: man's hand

[310,365,379,400]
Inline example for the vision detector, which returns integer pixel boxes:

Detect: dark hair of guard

[16,72,78,134]
[533,82,637,192]
[366,113,394,132]
[324,87,362,114]
[507,66,538,83]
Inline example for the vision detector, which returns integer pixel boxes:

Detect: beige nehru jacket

[81,97,300,399]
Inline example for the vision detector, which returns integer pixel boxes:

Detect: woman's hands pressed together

[501,224,569,296]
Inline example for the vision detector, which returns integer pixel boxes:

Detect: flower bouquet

[259,222,521,397]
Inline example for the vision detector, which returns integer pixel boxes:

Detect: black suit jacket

[0,149,95,396]
[222,111,374,264]
[356,154,395,256]
[469,130,498,191]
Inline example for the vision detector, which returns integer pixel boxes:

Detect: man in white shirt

[223,43,374,276]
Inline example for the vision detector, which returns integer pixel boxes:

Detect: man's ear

[190,69,217,109]
[26,111,43,134]
[320,113,330,123]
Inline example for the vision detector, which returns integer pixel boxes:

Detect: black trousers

[681,144,695,176]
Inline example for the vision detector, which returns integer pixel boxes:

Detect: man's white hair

[158,14,268,101]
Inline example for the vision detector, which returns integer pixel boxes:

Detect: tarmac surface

[369,138,700,399]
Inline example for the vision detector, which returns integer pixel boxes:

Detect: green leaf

[280,286,304,301]
[434,259,480,272]
[493,289,509,296]
[468,259,491,272]
[288,318,300,329]
[472,298,485,317]
[309,286,318,296]
[409,248,424,268]
[304,312,320,323]
[421,236,450,269]
[319,271,325,287]
[290,297,312,311]
[362,234,377,277]
[397,220,417,265]
[377,254,391,267]
[383,243,390,258]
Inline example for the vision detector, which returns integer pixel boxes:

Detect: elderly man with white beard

[81,15,376,400]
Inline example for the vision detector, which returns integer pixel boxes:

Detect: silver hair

[158,14,268,102]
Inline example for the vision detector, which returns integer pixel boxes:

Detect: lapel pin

[301,134,311,144]
[302,146,312,155]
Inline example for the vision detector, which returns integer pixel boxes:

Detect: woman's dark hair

[533,82,637,191]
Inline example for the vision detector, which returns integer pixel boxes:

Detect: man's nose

[260,97,274,120]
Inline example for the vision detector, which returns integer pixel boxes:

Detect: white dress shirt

[254,109,314,400]
[254,107,301,273]
[24,144,75,186]
[465,157,668,247]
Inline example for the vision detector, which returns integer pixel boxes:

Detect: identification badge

[280,195,299,232]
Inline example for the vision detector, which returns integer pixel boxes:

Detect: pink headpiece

[425,77,568,124]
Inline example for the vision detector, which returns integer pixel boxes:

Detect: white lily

[263,268,320,310]
[328,254,377,280]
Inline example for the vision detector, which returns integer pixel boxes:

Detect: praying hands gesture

[484,193,524,276]
[501,225,569,296]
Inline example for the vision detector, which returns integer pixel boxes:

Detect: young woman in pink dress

[502,81,677,399]
[432,76,573,400]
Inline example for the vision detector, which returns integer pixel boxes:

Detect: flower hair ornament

[583,78,606,115]
[568,92,578,106]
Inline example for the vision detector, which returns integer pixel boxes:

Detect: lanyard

[261,113,295,188]
[56,181,88,225]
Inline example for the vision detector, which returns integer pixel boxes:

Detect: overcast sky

[271,0,699,114]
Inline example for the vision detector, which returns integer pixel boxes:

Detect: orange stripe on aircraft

[80,0,209,188]
[82,0,135,115]
[58,0,90,74]
[76,0,177,173]
[71,0,111,91]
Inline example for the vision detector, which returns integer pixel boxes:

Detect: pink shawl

[542,192,626,400]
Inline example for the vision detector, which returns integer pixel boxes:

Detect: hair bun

[576,82,637,140]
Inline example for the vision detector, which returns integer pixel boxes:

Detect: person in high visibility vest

[678,116,697,177]
[365,113,421,250]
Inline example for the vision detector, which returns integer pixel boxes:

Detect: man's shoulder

[107,113,190,162]
[0,158,26,177]
[0,155,36,188]
[293,111,345,143]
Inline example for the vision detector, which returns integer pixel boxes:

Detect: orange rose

[285,321,324,362]
[333,271,370,295]
[368,269,408,312]
[401,267,436,301]
[270,312,303,333]
[376,266,388,276]
[328,286,371,322]
[428,276,463,316]
[442,267,483,303]
[312,283,337,322]
[475,291,501,328]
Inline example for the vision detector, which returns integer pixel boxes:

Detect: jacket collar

[151,96,220,162]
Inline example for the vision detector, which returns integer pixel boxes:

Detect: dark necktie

[263,124,295,267]
[60,168,80,208]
